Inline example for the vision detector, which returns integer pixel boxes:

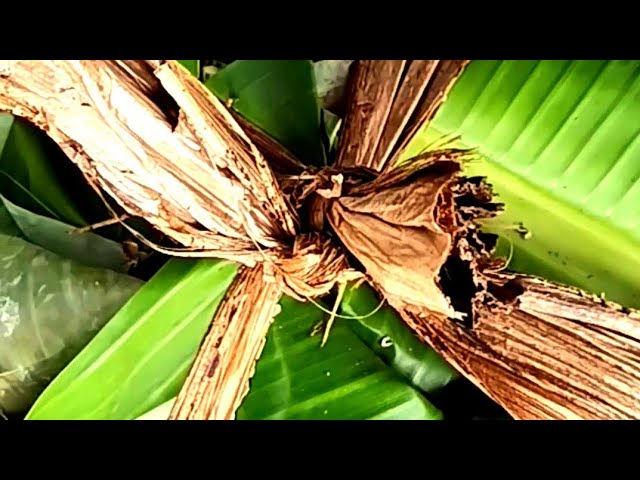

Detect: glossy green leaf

[236,296,442,420]
[177,60,200,78]
[135,293,446,421]
[0,114,87,226]
[0,195,129,272]
[25,259,238,420]
[340,283,458,394]
[206,60,325,166]
[0,203,20,236]
[406,60,640,308]
[0,234,142,415]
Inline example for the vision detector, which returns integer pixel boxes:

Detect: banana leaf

[237,296,442,420]
[177,60,200,79]
[0,194,129,272]
[136,295,444,420]
[0,234,142,416]
[405,60,640,309]
[340,283,457,394]
[0,113,108,227]
[206,60,325,166]
[26,259,237,420]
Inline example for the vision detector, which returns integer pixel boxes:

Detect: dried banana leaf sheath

[2,60,640,420]
[401,274,640,419]
[170,265,284,420]
[334,60,468,172]
[0,60,296,264]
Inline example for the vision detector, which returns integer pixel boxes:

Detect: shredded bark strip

[1,60,639,420]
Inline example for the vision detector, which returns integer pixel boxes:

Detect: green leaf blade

[237,296,442,420]
[0,195,129,272]
[340,283,458,395]
[25,258,238,420]
[0,114,87,226]
[408,60,640,308]
[177,60,200,78]
[206,60,324,166]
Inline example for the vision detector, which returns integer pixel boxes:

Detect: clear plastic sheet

[0,234,143,416]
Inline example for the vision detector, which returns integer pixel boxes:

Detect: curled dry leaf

[327,158,463,317]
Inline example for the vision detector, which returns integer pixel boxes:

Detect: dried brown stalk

[170,265,284,420]
[0,60,295,265]
[1,60,640,420]
[401,274,640,419]
[335,60,468,172]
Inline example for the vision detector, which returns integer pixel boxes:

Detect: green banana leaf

[25,259,237,420]
[237,296,442,420]
[340,283,458,394]
[0,201,20,236]
[405,60,640,309]
[177,60,200,78]
[0,195,129,272]
[135,295,444,421]
[32,260,448,420]
[0,113,107,227]
[206,60,325,166]
[0,234,142,416]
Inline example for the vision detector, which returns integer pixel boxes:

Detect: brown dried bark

[335,60,468,172]
[0,60,296,265]
[170,265,284,420]
[402,274,640,419]
[1,59,640,420]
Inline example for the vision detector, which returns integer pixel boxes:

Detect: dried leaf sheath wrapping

[170,265,284,420]
[0,60,296,264]
[401,274,640,419]
[335,60,469,172]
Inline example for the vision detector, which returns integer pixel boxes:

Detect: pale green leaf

[25,259,238,420]
[0,234,142,415]
[314,60,352,114]
[407,60,640,309]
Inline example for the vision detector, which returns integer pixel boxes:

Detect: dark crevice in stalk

[439,256,476,328]
[437,175,505,328]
